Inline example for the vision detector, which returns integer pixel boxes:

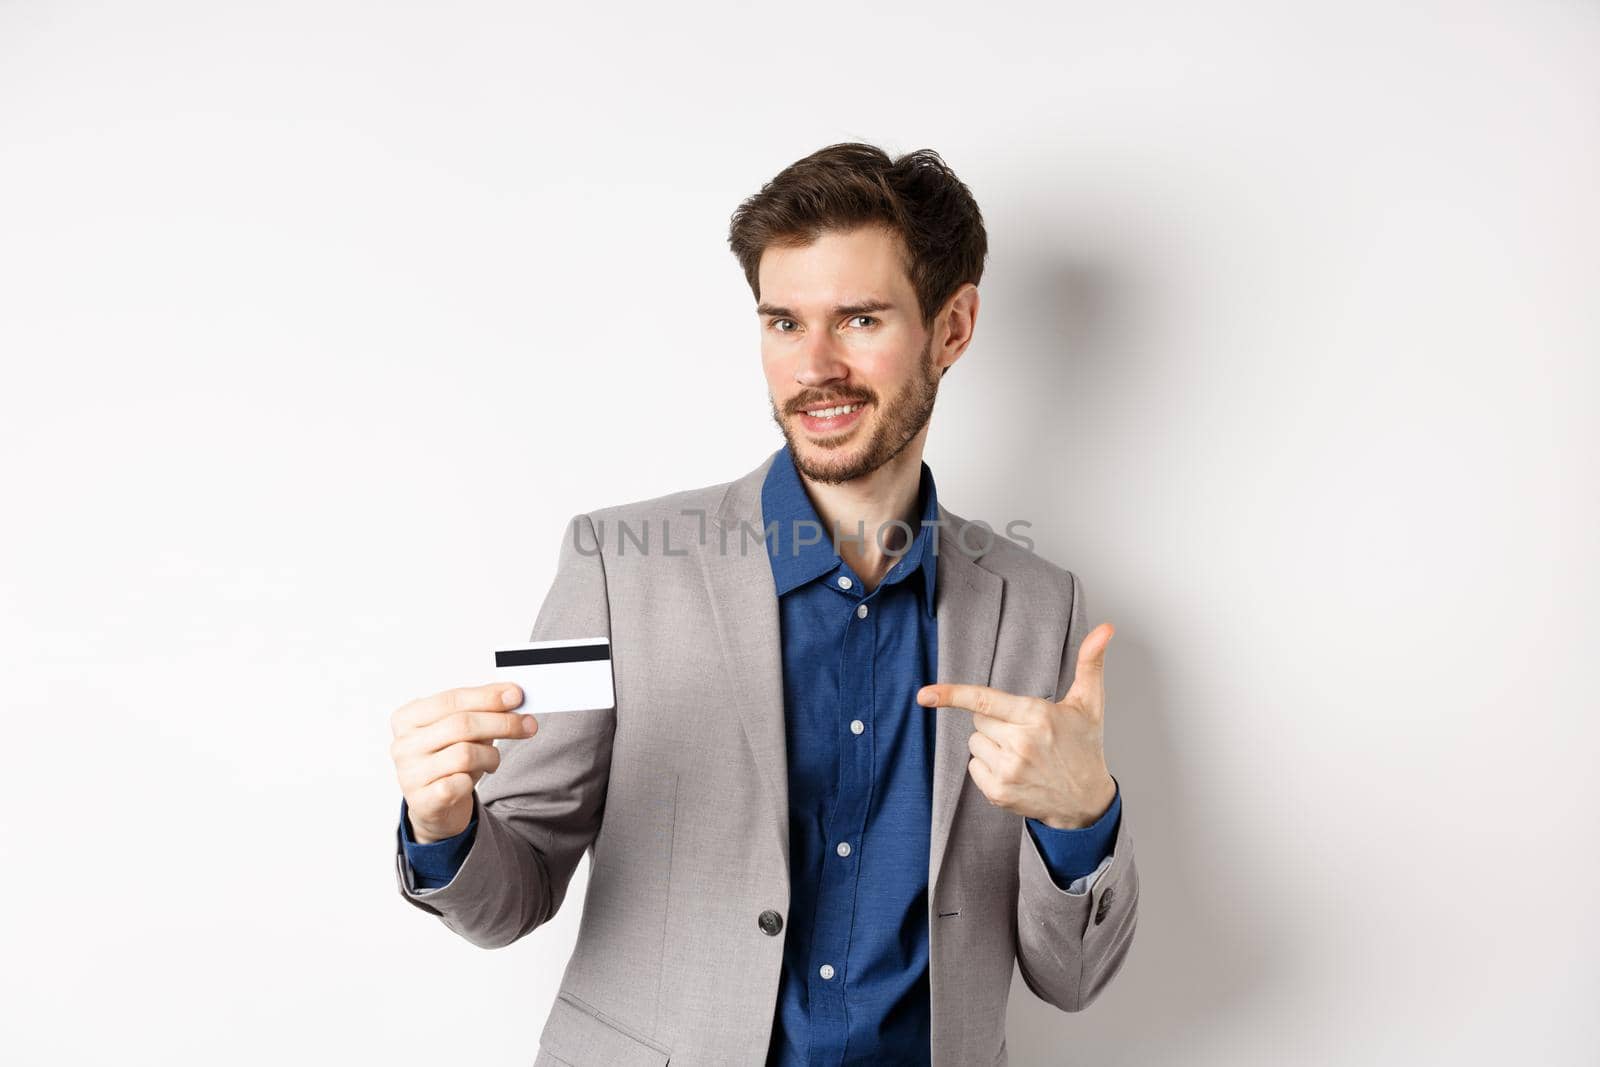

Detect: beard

[769,332,941,486]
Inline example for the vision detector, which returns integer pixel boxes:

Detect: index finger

[392,682,524,735]
[916,683,1035,724]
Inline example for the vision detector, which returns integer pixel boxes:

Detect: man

[389,142,1139,1066]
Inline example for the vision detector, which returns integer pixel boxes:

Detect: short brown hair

[727,142,988,332]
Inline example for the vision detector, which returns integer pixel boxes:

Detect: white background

[2,2,1595,1064]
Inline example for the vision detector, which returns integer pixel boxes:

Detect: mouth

[797,400,869,435]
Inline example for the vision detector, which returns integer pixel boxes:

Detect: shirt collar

[759,442,939,619]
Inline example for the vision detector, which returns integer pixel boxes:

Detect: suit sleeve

[392,512,616,948]
[1014,568,1140,1011]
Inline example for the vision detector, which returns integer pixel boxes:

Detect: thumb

[1066,622,1114,701]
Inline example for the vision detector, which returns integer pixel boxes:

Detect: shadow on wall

[988,251,1298,1061]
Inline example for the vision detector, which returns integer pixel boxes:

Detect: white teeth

[806,403,862,418]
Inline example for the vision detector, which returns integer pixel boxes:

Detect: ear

[937,283,980,368]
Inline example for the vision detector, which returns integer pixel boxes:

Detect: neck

[797,438,928,591]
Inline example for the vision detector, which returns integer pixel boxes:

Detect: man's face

[757,224,943,486]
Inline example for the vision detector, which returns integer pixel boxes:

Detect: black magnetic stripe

[496,643,610,667]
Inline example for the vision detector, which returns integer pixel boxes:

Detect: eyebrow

[756,299,895,319]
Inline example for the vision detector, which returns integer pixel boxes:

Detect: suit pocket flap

[538,992,670,1066]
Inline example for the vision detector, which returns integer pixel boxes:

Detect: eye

[769,319,797,333]
[848,315,878,329]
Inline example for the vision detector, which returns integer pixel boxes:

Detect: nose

[793,332,850,390]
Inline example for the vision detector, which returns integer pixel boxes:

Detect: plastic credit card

[493,637,614,714]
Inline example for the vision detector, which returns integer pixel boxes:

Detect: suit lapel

[698,453,1004,899]
[700,452,792,874]
[929,505,1003,898]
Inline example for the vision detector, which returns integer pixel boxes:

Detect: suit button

[758,909,784,936]
[1094,887,1114,925]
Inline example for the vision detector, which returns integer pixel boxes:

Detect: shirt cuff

[399,796,478,890]
[1025,777,1121,891]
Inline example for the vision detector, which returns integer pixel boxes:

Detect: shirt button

[837,575,852,590]
[836,841,852,857]
[856,603,869,619]
[849,719,864,735]
[819,964,835,980]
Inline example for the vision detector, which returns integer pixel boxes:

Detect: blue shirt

[399,444,1121,1064]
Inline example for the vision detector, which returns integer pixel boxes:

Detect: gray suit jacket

[394,449,1139,1066]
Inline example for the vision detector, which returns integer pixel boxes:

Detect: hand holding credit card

[494,637,615,715]
[388,637,614,845]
